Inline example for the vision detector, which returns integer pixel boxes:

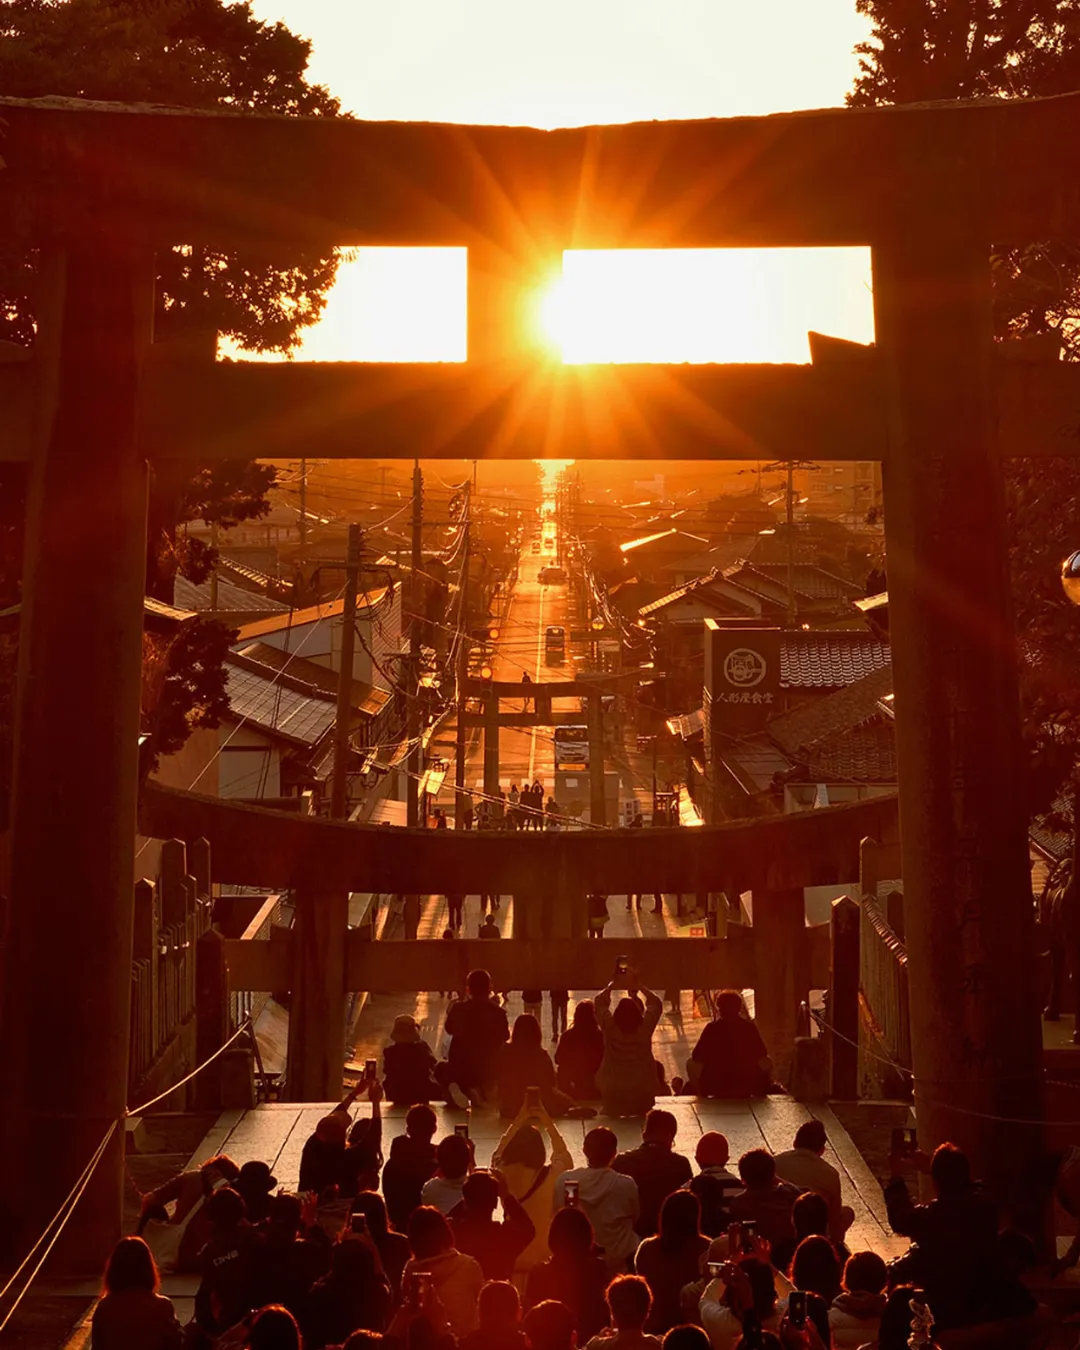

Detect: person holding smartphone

[492,1096,575,1283]
[594,965,664,1119]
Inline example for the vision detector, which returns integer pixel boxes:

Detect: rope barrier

[0,1020,258,1336]
[808,1006,1080,1128]
[0,1121,118,1337]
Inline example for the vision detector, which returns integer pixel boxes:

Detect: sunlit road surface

[344,529,702,1084]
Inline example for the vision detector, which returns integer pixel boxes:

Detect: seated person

[699,1256,779,1350]
[774,1119,854,1247]
[885,1142,1033,1332]
[828,1250,887,1349]
[496,1014,573,1119]
[770,1191,848,1275]
[686,1134,743,1238]
[422,1132,474,1215]
[584,1273,663,1350]
[612,1109,693,1238]
[384,1014,444,1104]
[450,1170,536,1282]
[299,1078,372,1195]
[440,968,510,1107]
[727,1149,800,1253]
[381,1103,438,1233]
[556,1001,605,1100]
[688,992,771,1099]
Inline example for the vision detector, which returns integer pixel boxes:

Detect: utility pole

[209,519,219,613]
[407,460,423,827]
[454,482,471,828]
[786,461,796,629]
[298,457,308,563]
[330,523,362,820]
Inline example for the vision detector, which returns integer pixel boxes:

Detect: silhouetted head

[791,1235,841,1303]
[408,1205,454,1260]
[793,1120,827,1154]
[406,1104,438,1141]
[248,1305,301,1350]
[931,1143,971,1199]
[462,1170,500,1217]
[738,1149,775,1189]
[583,1126,618,1168]
[524,1300,577,1350]
[316,1111,349,1145]
[792,1189,830,1239]
[502,1124,546,1171]
[843,1251,888,1296]
[201,1154,240,1189]
[435,1133,471,1179]
[696,1132,729,1169]
[331,1235,380,1285]
[662,1327,711,1350]
[572,1000,598,1031]
[512,1014,543,1049]
[266,1193,303,1236]
[548,1204,595,1258]
[876,1286,919,1350]
[715,990,745,1020]
[606,1275,652,1331]
[657,1190,701,1249]
[730,1258,776,1318]
[643,1109,678,1147]
[468,968,493,999]
[613,997,644,1034]
[478,1280,521,1332]
[206,1186,246,1230]
[103,1236,158,1294]
[351,1190,390,1238]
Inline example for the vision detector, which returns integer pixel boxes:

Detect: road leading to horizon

[344,525,709,1083]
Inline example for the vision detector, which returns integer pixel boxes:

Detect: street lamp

[1063,552,1080,606]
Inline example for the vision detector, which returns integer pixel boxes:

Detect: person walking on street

[550,990,569,1041]
[509,783,522,831]
[447,893,465,931]
[587,894,609,939]
[545,796,560,831]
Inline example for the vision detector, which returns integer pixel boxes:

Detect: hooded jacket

[553,1166,640,1271]
[402,1248,484,1337]
[828,1290,886,1348]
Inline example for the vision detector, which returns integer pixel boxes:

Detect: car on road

[531,541,541,553]
[538,566,567,585]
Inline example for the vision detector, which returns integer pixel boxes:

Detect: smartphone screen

[706,1261,724,1279]
[616,955,629,973]
[741,1220,756,1251]
[365,1058,377,1077]
[351,1213,368,1235]
[525,1085,541,1111]
[564,1180,580,1207]
[891,1126,912,1155]
[788,1290,806,1327]
[455,1122,469,1139]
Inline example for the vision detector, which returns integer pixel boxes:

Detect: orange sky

[236,0,876,364]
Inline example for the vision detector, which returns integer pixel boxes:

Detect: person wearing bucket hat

[384,1013,444,1105]
[236,1160,278,1225]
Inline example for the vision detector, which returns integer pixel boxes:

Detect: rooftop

[781,631,891,688]
[222,655,337,749]
[236,642,391,718]
[235,589,390,643]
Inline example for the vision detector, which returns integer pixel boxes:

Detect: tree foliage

[0,0,344,756]
[850,0,1080,820]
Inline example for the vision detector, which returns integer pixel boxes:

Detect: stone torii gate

[1,91,1079,1257]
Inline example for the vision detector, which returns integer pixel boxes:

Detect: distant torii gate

[1,91,1077,1258]
[461,674,634,825]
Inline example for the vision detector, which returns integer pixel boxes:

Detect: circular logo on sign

[723,648,767,688]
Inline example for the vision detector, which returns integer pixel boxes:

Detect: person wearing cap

[384,1013,444,1105]
[235,1161,278,1226]
[298,1078,374,1196]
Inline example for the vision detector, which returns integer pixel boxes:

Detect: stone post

[830,895,861,1100]
[286,882,349,1102]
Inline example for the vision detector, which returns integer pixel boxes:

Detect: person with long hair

[492,1099,574,1285]
[555,1001,604,1100]
[525,1206,609,1342]
[789,1235,841,1306]
[688,991,771,1100]
[351,1190,411,1300]
[634,1192,710,1334]
[497,1014,574,1119]
[595,971,663,1118]
[245,1305,304,1350]
[303,1235,391,1347]
[91,1236,182,1350]
[403,1205,485,1337]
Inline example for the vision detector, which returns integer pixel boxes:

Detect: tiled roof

[236,589,390,642]
[667,708,705,739]
[638,570,761,619]
[722,739,796,795]
[768,665,895,755]
[223,657,337,748]
[237,641,391,718]
[620,529,709,555]
[174,573,291,615]
[793,722,897,784]
[745,563,863,601]
[780,631,891,688]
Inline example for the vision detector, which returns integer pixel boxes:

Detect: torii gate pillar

[875,230,1043,1197]
[0,244,152,1263]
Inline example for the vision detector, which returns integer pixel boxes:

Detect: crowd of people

[107,970,1060,1350]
